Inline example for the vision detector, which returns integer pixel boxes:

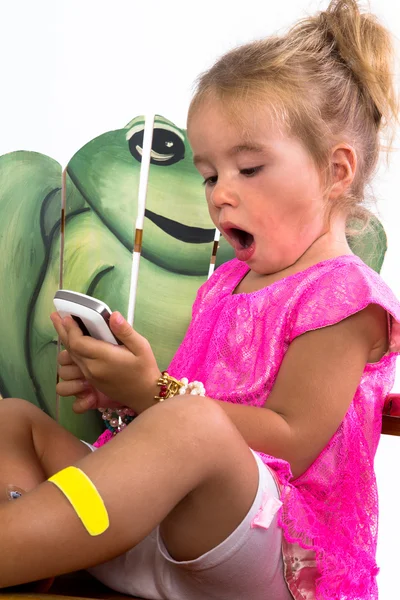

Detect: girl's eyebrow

[229,143,266,155]
[193,143,272,166]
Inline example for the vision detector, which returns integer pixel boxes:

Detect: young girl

[1,1,399,599]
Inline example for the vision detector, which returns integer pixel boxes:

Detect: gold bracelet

[154,371,185,401]
[154,372,206,402]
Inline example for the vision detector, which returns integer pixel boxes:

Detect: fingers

[58,364,84,381]
[58,349,76,366]
[52,314,109,359]
[64,317,114,358]
[56,379,88,398]
[50,312,70,348]
[109,312,147,355]
[51,313,86,352]
[72,394,98,414]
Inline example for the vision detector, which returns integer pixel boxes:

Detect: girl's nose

[210,182,238,208]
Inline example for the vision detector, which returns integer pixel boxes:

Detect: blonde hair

[188,0,400,225]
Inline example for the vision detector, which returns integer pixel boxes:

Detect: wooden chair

[382,393,400,436]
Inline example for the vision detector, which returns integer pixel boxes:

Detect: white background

[0,1,399,596]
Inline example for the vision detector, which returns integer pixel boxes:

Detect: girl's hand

[50,311,161,414]
[56,349,124,414]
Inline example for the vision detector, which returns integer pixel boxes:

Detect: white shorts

[84,444,292,600]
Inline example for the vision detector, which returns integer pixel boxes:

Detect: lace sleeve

[287,261,400,354]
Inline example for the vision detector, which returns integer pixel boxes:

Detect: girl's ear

[329,145,357,199]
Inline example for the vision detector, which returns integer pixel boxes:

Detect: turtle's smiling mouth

[145,209,215,244]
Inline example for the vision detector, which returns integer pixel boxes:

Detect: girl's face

[187,99,329,276]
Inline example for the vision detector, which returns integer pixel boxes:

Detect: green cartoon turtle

[0,115,387,440]
[0,116,234,439]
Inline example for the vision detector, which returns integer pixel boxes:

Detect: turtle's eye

[127,123,185,166]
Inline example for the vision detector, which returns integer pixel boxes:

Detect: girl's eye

[201,165,263,186]
[202,175,218,187]
[240,166,263,177]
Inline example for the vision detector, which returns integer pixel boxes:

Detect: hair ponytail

[316,0,399,152]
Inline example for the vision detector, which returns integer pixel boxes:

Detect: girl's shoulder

[294,253,399,311]
[287,254,400,354]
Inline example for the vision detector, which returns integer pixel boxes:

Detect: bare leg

[0,397,94,591]
[0,395,259,588]
[0,398,92,501]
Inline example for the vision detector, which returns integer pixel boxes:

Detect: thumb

[109,312,140,351]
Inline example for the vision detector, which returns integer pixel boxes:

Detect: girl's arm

[215,303,387,479]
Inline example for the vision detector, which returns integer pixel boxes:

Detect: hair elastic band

[48,466,109,536]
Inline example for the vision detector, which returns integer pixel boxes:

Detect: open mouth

[221,224,255,261]
[225,227,254,249]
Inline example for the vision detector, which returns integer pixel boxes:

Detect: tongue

[230,229,255,261]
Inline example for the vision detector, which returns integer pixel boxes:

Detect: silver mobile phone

[53,290,121,345]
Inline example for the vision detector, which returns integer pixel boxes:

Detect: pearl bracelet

[177,377,206,396]
[98,372,206,436]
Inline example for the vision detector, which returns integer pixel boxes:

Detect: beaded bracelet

[98,406,136,435]
[98,372,206,436]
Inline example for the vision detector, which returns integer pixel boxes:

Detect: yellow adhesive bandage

[48,466,109,536]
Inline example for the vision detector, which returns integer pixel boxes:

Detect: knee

[151,394,239,448]
[0,397,40,420]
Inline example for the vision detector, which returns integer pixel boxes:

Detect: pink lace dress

[168,255,400,600]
